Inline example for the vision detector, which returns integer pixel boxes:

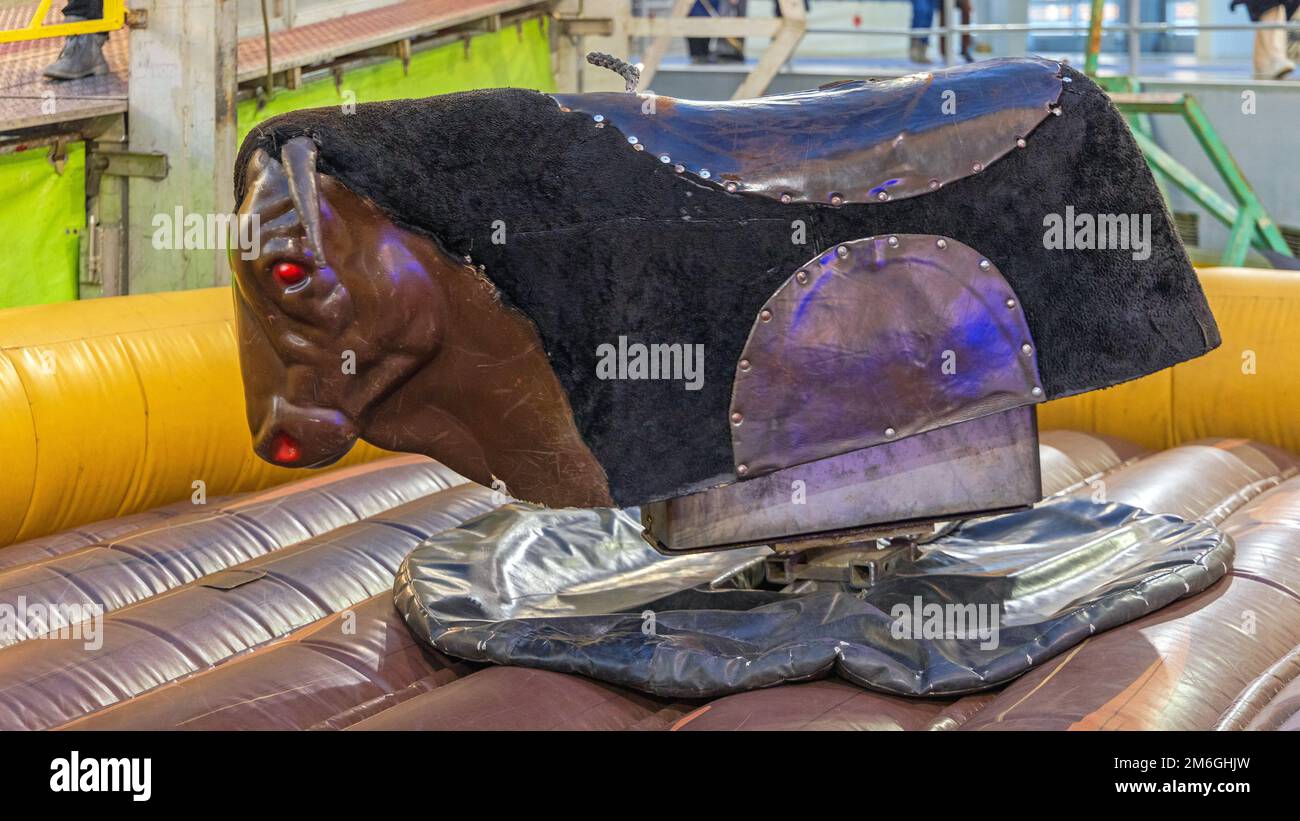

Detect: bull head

[230,137,612,508]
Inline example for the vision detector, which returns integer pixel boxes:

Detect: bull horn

[281,136,325,265]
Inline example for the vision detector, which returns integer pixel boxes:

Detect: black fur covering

[236,65,1219,506]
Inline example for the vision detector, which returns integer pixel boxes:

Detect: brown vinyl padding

[6,431,1300,730]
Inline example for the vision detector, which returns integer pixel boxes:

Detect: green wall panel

[238,18,555,143]
[0,142,85,309]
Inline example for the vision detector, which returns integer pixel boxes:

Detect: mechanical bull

[229,57,1219,554]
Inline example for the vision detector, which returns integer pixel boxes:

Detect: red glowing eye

[273,261,307,286]
[271,433,301,464]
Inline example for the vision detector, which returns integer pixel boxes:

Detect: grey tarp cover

[394,497,1231,698]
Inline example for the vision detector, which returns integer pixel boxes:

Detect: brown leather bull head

[230,137,612,508]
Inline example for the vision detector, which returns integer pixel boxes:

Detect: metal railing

[0,0,125,45]
[635,0,1300,78]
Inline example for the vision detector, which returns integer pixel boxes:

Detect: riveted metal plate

[730,234,1043,478]
[643,406,1042,554]
[550,57,1062,206]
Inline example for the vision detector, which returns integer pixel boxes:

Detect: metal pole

[1128,0,1141,78]
[1085,0,1105,75]
[944,0,958,64]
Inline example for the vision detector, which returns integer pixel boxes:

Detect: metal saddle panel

[550,57,1063,205]
[730,234,1043,479]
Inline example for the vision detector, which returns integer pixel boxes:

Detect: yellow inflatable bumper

[1041,267,1300,454]
[0,287,389,547]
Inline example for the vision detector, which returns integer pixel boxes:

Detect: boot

[43,18,110,81]
[909,38,932,65]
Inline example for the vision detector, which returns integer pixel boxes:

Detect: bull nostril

[271,432,301,465]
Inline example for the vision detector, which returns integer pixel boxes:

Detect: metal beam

[125,0,238,292]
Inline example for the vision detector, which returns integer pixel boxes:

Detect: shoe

[42,17,109,81]
[909,38,932,65]
[1255,56,1295,80]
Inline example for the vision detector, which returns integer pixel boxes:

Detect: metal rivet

[780,193,792,204]
[725,181,738,193]
[885,427,897,438]
[1031,386,1043,397]
[700,169,711,179]
[887,235,899,248]
[876,190,889,202]
[928,179,941,190]
[936,238,947,249]
[739,358,751,371]
[560,107,571,113]
[633,144,644,151]
[1062,76,1073,83]
[674,163,685,174]
[759,309,773,322]
[795,270,809,284]
[659,154,671,163]
[830,193,844,206]
[627,135,638,144]
[1016,138,1027,149]
[836,245,850,258]
[1021,343,1033,355]
[1051,106,1062,116]
[595,122,605,129]
[972,162,983,173]
[731,412,744,425]
[979,259,991,270]
[1006,298,1017,309]
[593,114,604,122]
[737,464,749,476]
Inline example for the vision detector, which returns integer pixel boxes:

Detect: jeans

[64,0,104,19]
[910,0,935,32]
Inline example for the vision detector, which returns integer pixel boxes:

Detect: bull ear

[281,137,325,265]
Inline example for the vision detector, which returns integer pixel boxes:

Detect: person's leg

[909,0,934,63]
[687,1,714,64]
[960,0,973,61]
[1255,4,1295,79]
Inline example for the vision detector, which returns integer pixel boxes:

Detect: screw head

[627,135,638,144]
[1021,343,1033,355]
[674,163,685,173]
[1016,138,1027,149]
[780,193,792,204]
[972,162,983,172]
[836,245,850,258]
[659,154,671,163]
[936,238,947,249]
[700,169,711,179]
[885,427,897,438]
[759,309,773,322]
[725,181,738,193]
[737,464,749,476]
[593,114,605,122]
[795,270,809,284]
[1006,298,1017,309]
[876,190,889,201]
[1031,386,1043,397]
[979,259,991,270]
[887,235,899,248]
[739,358,751,371]
[731,411,744,425]
[830,193,844,206]
[929,179,941,190]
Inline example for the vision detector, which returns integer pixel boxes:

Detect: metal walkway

[0,0,541,133]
